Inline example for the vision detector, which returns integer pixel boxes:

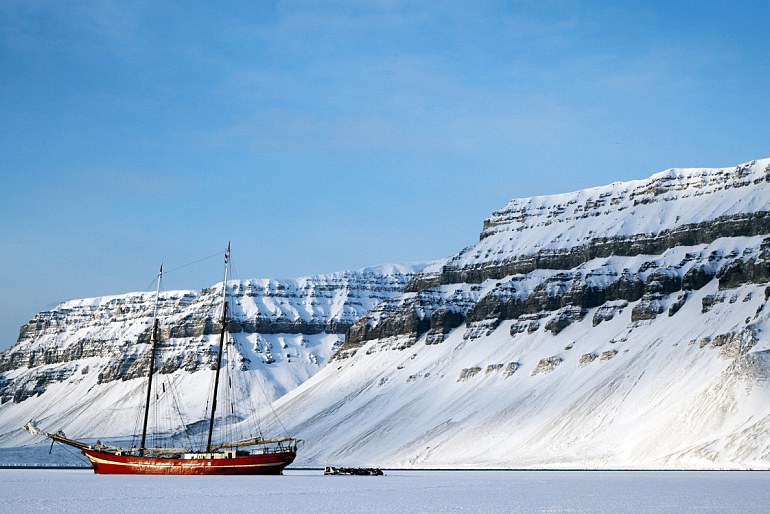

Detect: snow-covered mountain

[3,158,770,469]
[261,159,770,469]
[0,264,425,448]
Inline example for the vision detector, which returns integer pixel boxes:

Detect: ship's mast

[139,263,163,456]
[207,242,230,453]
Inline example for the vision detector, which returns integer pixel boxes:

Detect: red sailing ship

[24,243,299,475]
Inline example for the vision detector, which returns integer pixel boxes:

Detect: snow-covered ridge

[346,160,770,349]
[483,159,769,241]
[4,264,427,375]
[0,264,425,445]
[419,159,770,281]
[24,263,428,343]
[12,264,427,347]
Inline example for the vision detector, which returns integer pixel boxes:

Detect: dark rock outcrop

[408,212,770,292]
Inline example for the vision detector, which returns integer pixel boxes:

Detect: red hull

[82,449,296,475]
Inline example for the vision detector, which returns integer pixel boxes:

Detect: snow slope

[256,159,770,469]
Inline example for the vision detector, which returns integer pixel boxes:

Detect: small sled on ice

[324,466,384,476]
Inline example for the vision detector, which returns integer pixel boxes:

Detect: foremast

[139,263,163,456]
[206,242,230,453]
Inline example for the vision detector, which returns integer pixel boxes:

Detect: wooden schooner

[24,243,299,474]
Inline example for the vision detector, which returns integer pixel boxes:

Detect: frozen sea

[1,469,769,513]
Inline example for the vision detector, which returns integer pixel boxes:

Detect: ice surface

[1,469,769,513]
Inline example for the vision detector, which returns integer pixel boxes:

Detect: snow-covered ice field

[1,469,769,513]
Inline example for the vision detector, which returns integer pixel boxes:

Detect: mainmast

[207,242,230,453]
[139,263,163,456]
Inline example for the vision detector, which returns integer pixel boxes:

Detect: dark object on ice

[324,466,384,476]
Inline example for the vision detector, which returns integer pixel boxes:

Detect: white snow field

[1,469,769,513]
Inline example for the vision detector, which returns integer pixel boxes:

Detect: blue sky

[1,1,769,349]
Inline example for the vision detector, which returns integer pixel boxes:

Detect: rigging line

[234,334,261,438]
[54,441,91,467]
[201,360,216,450]
[151,373,158,449]
[167,374,194,448]
[227,334,242,441]
[229,260,239,282]
[242,372,261,439]
[143,277,159,293]
[253,365,291,439]
[226,334,238,445]
[227,324,237,433]
[139,250,222,292]
[161,251,223,276]
[224,337,233,445]
[131,380,146,449]
[253,375,264,439]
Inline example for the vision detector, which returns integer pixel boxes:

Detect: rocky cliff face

[263,159,770,469]
[0,264,424,443]
[341,160,770,351]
